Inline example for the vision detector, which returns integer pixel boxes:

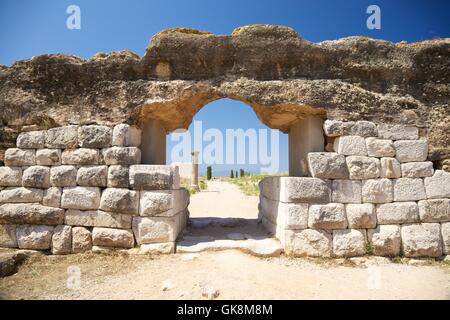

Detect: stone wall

[0,124,189,254]
[260,121,450,258]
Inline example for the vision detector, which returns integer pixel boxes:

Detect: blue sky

[1,0,449,175]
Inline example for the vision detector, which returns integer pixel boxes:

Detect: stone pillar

[190,151,199,189]
[141,120,166,165]
[289,116,324,177]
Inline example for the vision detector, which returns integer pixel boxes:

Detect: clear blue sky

[1,1,449,175]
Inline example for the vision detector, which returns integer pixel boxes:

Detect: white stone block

[42,187,62,207]
[365,137,395,157]
[332,229,367,257]
[346,156,380,179]
[107,165,129,188]
[346,203,376,228]
[368,225,401,257]
[61,186,101,210]
[112,124,141,147]
[22,166,51,188]
[308,203,347,229]
[376,202,419,224]
[36,149,61,166]
[380,157,401,178]
[393,178,426,201]
[92,227,135,248]
[132,213,184,245]
[78,125,112,148]
[139,189,189,217]
[284,229,332,257]
[102,147,141,165]
[307,152,349,179]
[51,225,72,255]
[0,224,17,248]
[99,188,139,215]
[442,222,450,255]
[401,161,434,178]
[0,187,43,203]
[4,148,35,166]
[65,209,132,229]
[129,165,180,190]
[333,136,367,156]
[0,203,64,225]
[0,167,22,187]
[50,165,77,187]
[259,196,308,230]
[361,179,393,203]
[17,131,46,149]
[332,180,361,203]
[17,225,54,250]
[394,140,428,163]
[418,199,450,222]
[76,165,108,187]
[45,125,78,148]
[401,223,442,257]
[424,170,450,199]
[72,226,92,253]
[377,124,419,140]
[61,148,100,165]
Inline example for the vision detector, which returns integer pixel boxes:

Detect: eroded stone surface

[129,165,180,190]
[334,136,367,156]
[307,152,349,179]
[376,202,419,224]
[22,166,51,188]
[418,199,450,222]
[424,170,450,199]
[72,226,92,253]
[112,124,141,147]
[50,165,77,187]
[401,223,442,257]
[17,131,46,149]
[361,179,393,203]
[36,149,61,166]
[333,229,367,257]
[394,140,428,163]
[346,156,380,179]
[65,209,132,229]
[92,227,135,248]
[0,224,18,248]
[401,162,434,178]
[61,186,101,210]
[0,203,64,225]
[78,125,112,148]
[346,203,376,228]
[45,126,79,149]
[0,167,22,187]
[99,188,139,214]
[368,225,401,257]
[284,229,332,257]
[393,178,426,201]
[17,225,54,250]
[5,148,35,166]
[308,203,347,230]
[365,137,395,157]
[331,180,361,204]
[51,225,72,255]
[76,165,108,187]
[102,147,141,165]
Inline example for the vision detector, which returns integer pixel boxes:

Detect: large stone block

[61,187,101,210]
[102,147,141,165]
[259,196,308,230]
[72,226,92,253]
[0,167,22,187]
[45,126,78,148]
[4,148,35,166]
[0,187,43,203]
[361,179,393,203]
[284,229,332,257]
[376,202,419,224]
[332,180,361,203]
[323,120,377,138]
[51,225,72,255]
[0,203,64,225]
[368,225,401,257]
[129,165,180,190]
[377,124,419,140]
[393,178,426,201]
[323,120,351,137]
[333,136,367,156]
[65,209,132,229]
[442,222,450,255]
[22,166,51,188]
[424,170,450,199]
[76,165,108,187]
[61,148,100,165]
[99,188,139,214]
[78,125,112,148]
[349,121,378,137]
[401,223,442,257]
[394,140,428,163]
[107,165,129,188]
[92,227,135,248]
[36,149,61,166]
[365,137,395,157]
[380,157,401,178]
[259,176,331,204]
[50,165,77,187]
[332,229,367,257]
[17,225,54,250]
[401,162,434,178]
[308,203,347,230]
[42,187,62,207]
[307,152,349,179]
[346,156,380,179]
[418,199,450,222]
[346,203,376,228]
[132,213,184,244]
[17,131,46,149]
[0,224,17,248]
[112,124,141,147]
[139,189,189,217]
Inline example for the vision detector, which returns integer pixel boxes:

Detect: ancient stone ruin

[0,25,449,258]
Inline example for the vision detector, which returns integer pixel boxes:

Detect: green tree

[235,170,239,178]
[206,166,212,180]
[240,169,245,178]
[230,170,234,178]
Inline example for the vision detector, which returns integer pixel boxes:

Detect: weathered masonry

[0,25,449,257]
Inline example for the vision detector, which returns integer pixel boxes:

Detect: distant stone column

[191,151,199,189]
[141,119,166,165]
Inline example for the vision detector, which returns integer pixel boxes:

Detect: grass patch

[228,172,288,196]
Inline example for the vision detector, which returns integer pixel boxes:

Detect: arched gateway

[0,25,449,258]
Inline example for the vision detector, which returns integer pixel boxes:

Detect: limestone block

[424,170,450,199]
[259,177,331,204]
[107,165,129,188]
[368,225,401,257]
[376,202,419,224]
[50,165,77,187]
[323,120,348,137]
[332,229,367,257]
[138,242,175,254]
[51,225,72,255]
[0,203,64,225]
[22,166,51,188]
[346,203,376,228]
[0,187,43,203]
[393,178,426,201]
[45,125,78,148]
[394,140,428,163]
[102,147,141,165]
[332,180,361,203]
[0,225,17,248]
[61,187,101,210]
[418,199,450,222]
[72,227,92,253]
[365,137,395,157]
[401,161,433,178]
[442,223,450,255]
[284,229,332,257]
[361,179,393,203]
[78,125,112,148]
[139,189,189,217]
[16,225,54,250]
[132,214,184,244]
[401,223,442,257]
[92,227,135,248]
[333,136,367,156]
[259,196,308,230]
[99,188,139,214]
[308,203,347,230]
[377,124,419,140]
[307,152,349,179]
[349,121,378,137]
[346,156,380,179]
[0,167,22,187]
[65,209,132,229]
[4,148,35,166]
[42,187,62,207]
[62,148,100,165]
[76,165,108,187]
[112,124,141,147]
[36,149,61,166]
[17,131,46,149]
[380,157,401,178]
[129,165,180,190]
